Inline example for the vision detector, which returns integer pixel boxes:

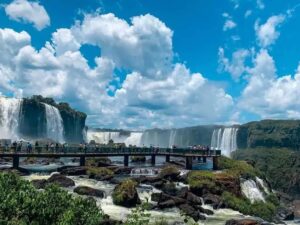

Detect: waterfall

[169,129,177,147]
[87,130,143,147]
[43,103,64,143]
[211,127,238,157]
[0,97,22,140]
[241,179,265,203]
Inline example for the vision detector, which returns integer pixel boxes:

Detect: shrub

[0,172,103,225]
[86,167,114,177]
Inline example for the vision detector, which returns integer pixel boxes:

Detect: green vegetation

[187,171,218,193]
[0,172,104,225]
[218,156,261,179]
[237,119,300,149]
[233,148,300,198]
[86,157,112,167]
[87,167,114,177]
[159,165,180,179]
[112,179,141,207]
[222,192,277,222]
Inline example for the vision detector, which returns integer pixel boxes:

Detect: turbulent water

[241,178,265,203]
[86,130,143,146]
[211,127,238,157]
[43,103,64,143]
[0,97,22,140]
[24,172,248,225]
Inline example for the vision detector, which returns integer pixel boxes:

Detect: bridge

[0,147,221,170]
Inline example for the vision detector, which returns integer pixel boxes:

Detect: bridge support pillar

[151,155,156,165]
[185,156,193,170]
[203,156,207,163]
[13,155,19,169]
[80,156,85,167]
[166,155,170,163]
[124,155,129,167]
[213,157,219,170]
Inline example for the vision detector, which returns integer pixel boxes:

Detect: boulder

[202,194,223,209]
[179,204,206,221]
[186,192,202,205]
[47,174,75,187]
[194,205,214,215]
[131,156,146,163]
[159,166,180,181]
[112,179,140,207]
[113,167,132,175]
[162,182,177,196]
[158,199,176,209]
[74,186,105,198]
[151,192,185,207]
[276,206,294,221]
[59,166,87,176]
[31,179,48,189]
[225,219,262,225]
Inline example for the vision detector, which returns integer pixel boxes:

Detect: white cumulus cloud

[5,0,50,30]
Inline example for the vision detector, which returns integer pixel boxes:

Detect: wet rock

[186,192,202,205]
[74,186,105,198]
[151,192,185,207]
[276,206,294,221]
[294,200,300,218]
[194,205,214,215]
[179,204,206,221]
[162,182,177,196]
[215,175,241,197]
[202,194,223,209]
[159,166,180,181]
[31,179,48,189]
[112,179,140,207]
[176,187,189,198]
[59,166,87,176]
[0,168,30,176]
[22,157,38,164]
[130,156,146,163]
[47,174,75,187]
[225,219,262,225]
[158,199,176,209]
[113,167,132,175]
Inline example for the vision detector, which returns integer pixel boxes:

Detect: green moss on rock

[112,179,141,207]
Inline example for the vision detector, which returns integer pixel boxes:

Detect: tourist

[35,141,40,153]
[50,143,55,153]
[46,143,49,152]
[55,143,59,153]
[12,141,17,153]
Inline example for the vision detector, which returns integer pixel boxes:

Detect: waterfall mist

[86,130,143,146]
[0,97,22,140]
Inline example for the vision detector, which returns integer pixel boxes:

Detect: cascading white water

[0,97,22,140]
[241,179,265,203]
[211,127,238,157]
[169,129,177,147]
[43,103,64,143]
[87,130,143,147]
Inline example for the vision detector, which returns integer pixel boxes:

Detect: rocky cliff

[237,120,300,150]
[19,95,86,143]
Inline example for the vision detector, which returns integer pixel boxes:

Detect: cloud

[255,15,285,48]
[5,0,50,30]
[218,48,250,81]
[256,0,265,10]
[238,49,300,119]
[72,13,173,79]
[222,13,236,31]
[0,13,234,129]
[244,10,252,18]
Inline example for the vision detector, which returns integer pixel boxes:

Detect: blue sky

[0,0,300,129]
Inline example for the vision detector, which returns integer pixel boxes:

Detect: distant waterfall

[169,129,177,147]
[0,97,22,140]
[211,127,238,157]
[86,130,143,147]
[43,103,64,143]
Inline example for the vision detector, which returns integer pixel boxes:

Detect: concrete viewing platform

[0,147,221,170]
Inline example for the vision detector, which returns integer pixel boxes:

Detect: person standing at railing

[35,141,40,153]
[55,143,59,153]
[46,143,49,153]
[50,143,54,153]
